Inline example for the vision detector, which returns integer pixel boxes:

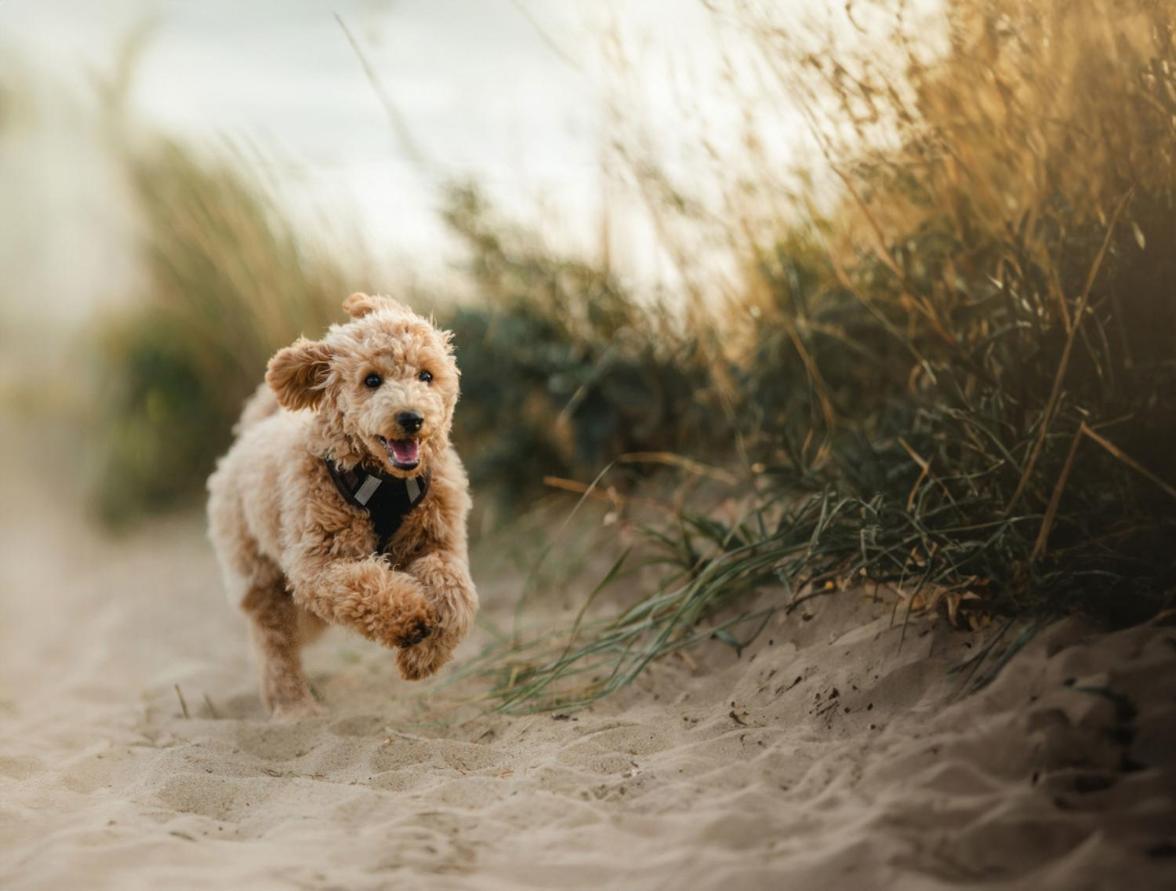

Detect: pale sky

[0,0,818,322]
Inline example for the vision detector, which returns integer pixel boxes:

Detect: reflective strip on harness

[354,474,382,505]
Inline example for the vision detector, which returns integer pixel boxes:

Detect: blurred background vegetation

[4,0,1175,708]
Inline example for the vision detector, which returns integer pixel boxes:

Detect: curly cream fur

[207,294,477,718]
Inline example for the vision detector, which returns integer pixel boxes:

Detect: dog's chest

[323,459,430,557]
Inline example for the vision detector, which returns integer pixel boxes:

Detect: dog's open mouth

[377,435,420,471]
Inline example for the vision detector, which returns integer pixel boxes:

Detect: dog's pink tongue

[389,439,420,465]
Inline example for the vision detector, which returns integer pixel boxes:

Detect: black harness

[324,458,430,552]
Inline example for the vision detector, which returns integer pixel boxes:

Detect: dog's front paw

[379,596,433,649]
[396,637,452,681]
[369,578,435,649]
[395,614,432,648]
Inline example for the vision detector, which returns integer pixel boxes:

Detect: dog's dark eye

[418,370,433,384]
[363,373,382,389]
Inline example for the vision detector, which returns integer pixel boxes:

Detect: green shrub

[441,184,718,505]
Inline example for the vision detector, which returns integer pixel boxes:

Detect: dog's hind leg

[242,568,324,719]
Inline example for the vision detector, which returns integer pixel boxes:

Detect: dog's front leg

[288,555,435,650]
[395,551,478,680]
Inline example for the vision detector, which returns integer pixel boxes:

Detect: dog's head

[266,293,459,477]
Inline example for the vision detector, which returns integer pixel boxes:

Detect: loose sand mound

[1,453,1174,889]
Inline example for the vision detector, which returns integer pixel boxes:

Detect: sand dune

[1,449,1174,889]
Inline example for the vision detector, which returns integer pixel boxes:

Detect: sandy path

[1,436,1174,889]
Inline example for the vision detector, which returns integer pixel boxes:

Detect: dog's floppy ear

[266,338,333,411]
[343,292,411,319]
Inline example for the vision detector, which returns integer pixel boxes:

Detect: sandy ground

[2,439,1175,890]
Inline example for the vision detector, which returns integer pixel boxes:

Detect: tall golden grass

[89,0,1176,706]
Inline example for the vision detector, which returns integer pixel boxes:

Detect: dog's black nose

[396,410,424,434]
